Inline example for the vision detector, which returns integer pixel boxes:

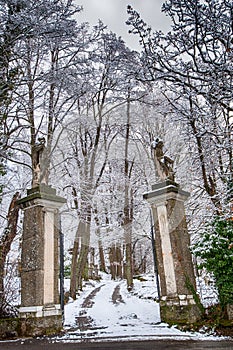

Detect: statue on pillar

[151,138,175,182]
[144,140,201,324]
[32,137,48,188]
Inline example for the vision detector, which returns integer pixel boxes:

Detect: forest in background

[0,0,232,316]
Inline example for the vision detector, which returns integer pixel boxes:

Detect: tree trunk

[89,247,95,279]
[76,244,89,290]
[69,231,80,300]
[75,220,91,291]
[0,192,20,316]
[94,209,107,274]
[98,239,106,273]
[109,245,116,280]
[116,244,123,278]
[123,88,133,290]
[124,231,133,290]
[70,217,91,296]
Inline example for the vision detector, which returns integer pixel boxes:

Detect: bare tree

[0,191,20,316]
[57,29,142,296]
[60,31,131,295]
[0,0,95,311]
[1,0,90,186]
[122,87,134,290]
[127,0,233,214]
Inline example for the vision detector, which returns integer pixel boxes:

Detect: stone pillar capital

[143,180,190,206]
[17,185,66,210]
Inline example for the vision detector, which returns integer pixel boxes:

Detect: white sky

[77,0,171,50]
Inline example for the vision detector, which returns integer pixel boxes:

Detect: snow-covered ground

[60,273,226,342]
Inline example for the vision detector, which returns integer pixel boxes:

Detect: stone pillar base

[160,295,201,325]
[18,304,62,337]
[19,314,63,337]
[19,304,62,318]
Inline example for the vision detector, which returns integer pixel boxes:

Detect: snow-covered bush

[193,217,233,309]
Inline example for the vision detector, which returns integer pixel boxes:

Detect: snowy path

[62,274,214,342]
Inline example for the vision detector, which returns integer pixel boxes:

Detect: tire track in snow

[65,278,163,339]
[75,284,106,331]
[81,284,105,308]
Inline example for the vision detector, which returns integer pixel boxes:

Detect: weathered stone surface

[21,271,44,307]
[18,186,66,337]
[0,318,19,339]
[19,187,64,308]
[21,206,44,270]
[227,304,233,320]
[20,315,63,337]
[144,181,201,324]
[18,185,66,208]
[54,212,61,305]
[0,316,63,339]
[160,297,201,325]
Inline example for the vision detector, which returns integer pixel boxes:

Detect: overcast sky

[77,0,170,50]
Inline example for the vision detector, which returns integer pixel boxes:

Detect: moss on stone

[0,315,63,339]
[160,303,201,325]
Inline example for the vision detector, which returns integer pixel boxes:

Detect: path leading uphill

[64,275,164,340]
[61,274,227,342]
[1,275,232,348]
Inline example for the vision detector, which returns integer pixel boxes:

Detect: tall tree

[122,87,134,290]
[0,0,92,312]
[1,0,88,186]
[0,191,20,316]
[0,0,26,199]
[57,28,137,296]
[127,0,233,215]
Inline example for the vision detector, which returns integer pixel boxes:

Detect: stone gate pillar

[17,185,66,336]
[143,180,201,324]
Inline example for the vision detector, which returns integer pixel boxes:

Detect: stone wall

[0,318,19,339]
[0,316,63,339]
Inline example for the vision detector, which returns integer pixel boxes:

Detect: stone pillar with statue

[17,138,66,336]
[143,138,201,324]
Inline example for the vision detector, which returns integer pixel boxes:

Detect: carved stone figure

[32,137,48,187]
[151,137,175,182]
